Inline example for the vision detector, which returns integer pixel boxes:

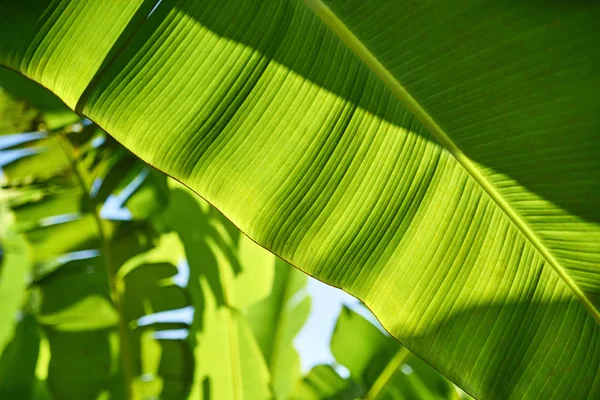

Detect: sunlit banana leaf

[1,2,599,397]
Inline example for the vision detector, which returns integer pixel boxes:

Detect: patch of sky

[38,213,80,227]
[137,305,194,327]
[32,249,101,282]
[172,258,190,288]
[0,131,46,150]
[0,147,45,182]
[153,329,189,340]
[148,0,164,17]
[90,177,103,198]
[100,167,150,221]
[91,134,106,149]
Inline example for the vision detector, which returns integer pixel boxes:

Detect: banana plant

[0,86,278,399]
[1,1,598,398]
[0,87,174,399]
[1,80,486,399]
[0,96,267,399]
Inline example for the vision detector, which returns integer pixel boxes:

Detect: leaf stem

[365,347,410,400]
[55,129,135,399]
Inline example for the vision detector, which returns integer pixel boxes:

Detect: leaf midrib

[302,0,600,324]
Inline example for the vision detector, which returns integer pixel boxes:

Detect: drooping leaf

[120,232,195,400]
[1,2,599,397]
[164,181,274,399]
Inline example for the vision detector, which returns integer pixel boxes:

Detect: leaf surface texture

[1,1,599,398]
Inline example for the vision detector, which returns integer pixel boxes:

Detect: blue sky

[294,277,385,374]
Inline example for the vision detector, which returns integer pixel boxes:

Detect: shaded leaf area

[0,85,171,399]
[0,67,78,129]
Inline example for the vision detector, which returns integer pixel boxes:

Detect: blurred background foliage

[0,66,471,399]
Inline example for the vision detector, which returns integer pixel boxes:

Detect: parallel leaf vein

[302,0,600,323]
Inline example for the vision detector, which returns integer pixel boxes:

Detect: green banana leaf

[1,1,599,398]
[0,67,78,129]
[291,364,362,400]
[0,90,48,399]
[0,208,30,367]
[0,88,170,398]
[248,259,312,399]
[330,306,467,400]
[192,292,272,400]
[163,180,275,399]
[0,86,41,133]
[119,232,195,399]
[0,314,44,399]
[292,305,468,400]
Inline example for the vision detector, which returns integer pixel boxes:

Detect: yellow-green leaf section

[304,0,600,323]
[0,1,598,399]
